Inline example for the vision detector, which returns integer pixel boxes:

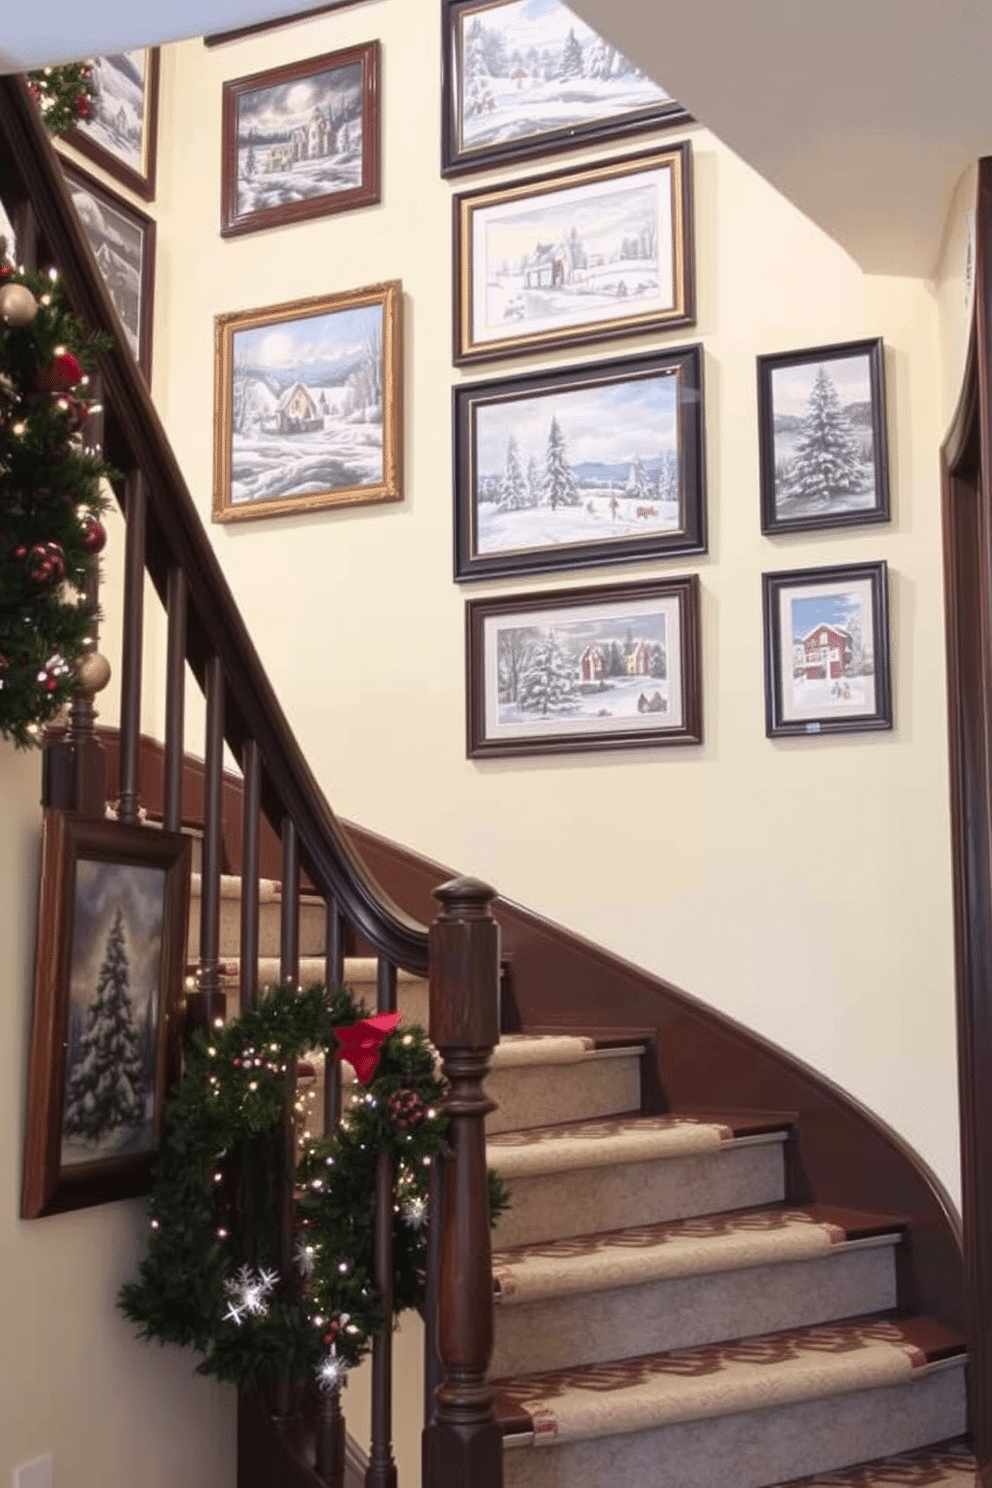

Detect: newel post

[422,877,503,1488]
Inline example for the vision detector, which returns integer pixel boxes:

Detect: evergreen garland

[26,64,97,136]
[0,259,111,747]
[119,982,509,1395]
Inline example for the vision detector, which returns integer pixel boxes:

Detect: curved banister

[0,72,429,974]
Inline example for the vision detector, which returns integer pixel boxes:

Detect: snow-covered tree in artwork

[626,454,651,502]
[544,416,580,509]
[583,36,616,80]
[244,140,256,177]
[788,365,863,505]
[498,434,530,510]
[527,455,542,508]
[655,450,679,505]
[517,633,576,716]
[559,28,584,80]
[63,907,148,1144]
[464,22,493,116]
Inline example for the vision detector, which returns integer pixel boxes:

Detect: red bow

[335,1012,401,1084]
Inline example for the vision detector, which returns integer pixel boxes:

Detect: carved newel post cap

[432,876,497,917]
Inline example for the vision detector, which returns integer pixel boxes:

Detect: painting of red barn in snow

[214,281,402,524]
[222,43,380,237]
[467,576,702,757]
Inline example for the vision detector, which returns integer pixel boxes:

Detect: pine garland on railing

[119,982,509,1395]
[26,64,96,136]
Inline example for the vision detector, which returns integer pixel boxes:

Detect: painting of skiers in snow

[67,49,159,198]
[467,577,702,756]
[758,339,890,534]
[455,345,705,578]
[443,0,686,174]
[62,164,155,377]
[457,142,692,361]
[221,43,379,237]
[763,563,892,737]
[214,282,402,523]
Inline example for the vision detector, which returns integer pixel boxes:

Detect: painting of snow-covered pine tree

[448,0,684,170]
[761,340,889,532]
[61,862,166,1167]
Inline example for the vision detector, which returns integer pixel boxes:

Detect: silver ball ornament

[0,282,39,328]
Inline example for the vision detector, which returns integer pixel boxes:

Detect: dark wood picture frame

[221,42,380,239]
[454,141,694,365]
[60,161,156,381]
[762,560,892,738]
[757,337,890,534]
[22,812,191,1219]
[454,343,706,580]
[466,575,702,758]
[61,49,160,202]
[440,0,690,178]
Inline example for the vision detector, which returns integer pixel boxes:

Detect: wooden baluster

[377,957,397,1016]
[163,567,186,834]
[315,899,346,1488]
[188,655,225,1034]
[365,950,399,1488]
[423,1153,445,1428]
[422,878,502,1488]
[116,470,146,824]
[280,816,300,987]
[239,740,261,1013]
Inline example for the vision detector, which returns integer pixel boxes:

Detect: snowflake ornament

[403,1196,428,1230]
[317,1348,346,1392]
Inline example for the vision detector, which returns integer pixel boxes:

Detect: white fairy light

[317,1350,346,1392]
[403,1196,429,1230]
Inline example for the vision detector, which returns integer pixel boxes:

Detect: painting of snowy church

[70,50,156,188]
[447,0,684,170]
[760,339,889,532]
[495,609,670,724]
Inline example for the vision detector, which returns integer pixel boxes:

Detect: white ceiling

[2,0,989,277]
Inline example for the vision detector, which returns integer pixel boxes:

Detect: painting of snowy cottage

[762,562,892,738]
[63,163,155,377]
[66,50,159,199]
[456,142,693,361]
[222,43,380,237]
[213,281,402,524]
[443,0,687,174]
[467,577,702,756]
[758,338,890,533]
[455,345,705,578]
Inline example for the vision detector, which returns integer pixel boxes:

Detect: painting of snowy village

[459,143,690,360]
[759,339,889,533]
[60,859,167,1169]
[214,283,401,523]
[456,346,704,578]
[67,50,158,197]
[468,577,701,756]
[764,563,891,737]
[444,0,686,172]
[63,165,154,376]
[222,44,378,236]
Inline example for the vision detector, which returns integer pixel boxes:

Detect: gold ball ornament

[77,650,111,694]
[0,282,39,328]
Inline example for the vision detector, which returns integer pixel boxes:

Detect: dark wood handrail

[0,72,429,975]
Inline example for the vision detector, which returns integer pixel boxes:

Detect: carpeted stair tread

[189,872,323,904]
[487,1111,790,1179]
[490,1032,644,1068]
[773,1437,977,1484]
[493,1204,905,1305]
[493,1314,966,1446]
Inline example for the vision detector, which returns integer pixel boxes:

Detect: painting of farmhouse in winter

[74,52,151,176]
[782,585,876,722]
[455,0,675,158]
[66,175,147,366]
[226,299,386,511]
[471,158,676,349]
[472,369,682,559]
[61,860,166,1167]
[768,351,881,524]
[486,597,683,742]
[233,57,364,219]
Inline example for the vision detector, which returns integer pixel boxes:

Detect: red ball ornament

[13,544,27,562]
[26,541,66,587]
[80,513,107,554]
[385,1087,427,1133]
[74,95,91,119]
[38,351,83,393]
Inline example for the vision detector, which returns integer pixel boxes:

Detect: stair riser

[491,1142,786,1249]
[492,1244,898,1377]
[501,1364,967,1488]
[487,1056,641,1135]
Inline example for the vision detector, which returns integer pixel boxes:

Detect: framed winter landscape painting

[213,280,402,523]
[761,561,892,739]
[454,344,705,580]
[22,813,190,1218]
[62,50,160,201]
[757,338,890,534]
[221,42,380,238]
[454,141,694,364]
[61,162,156,380]
[441,0,689,177]
[466,575,702,757]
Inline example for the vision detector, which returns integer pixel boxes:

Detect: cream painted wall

[137,0,961,1217]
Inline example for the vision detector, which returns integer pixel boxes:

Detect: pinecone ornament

[385,1087,426,1133]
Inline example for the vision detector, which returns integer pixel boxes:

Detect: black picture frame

[454,344,706,580]
[761,560,892,738]
[440,0,690,178]
[466,575,702,758]
[757,337,890,535]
